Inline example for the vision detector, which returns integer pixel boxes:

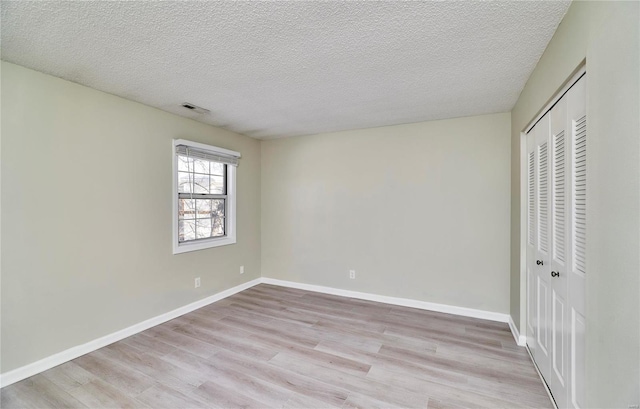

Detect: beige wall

[0,62,261,372]
[509,2,639,406]
[261,113,511,313]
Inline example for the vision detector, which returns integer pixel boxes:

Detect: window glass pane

[192,174,209,194]
[179,199,195,220]
[193,158,209,174]
[212,216,225,237]
[179,220,196,242]
[212,199,225,218]
[178,172,192,193]
[195,199,212,219]
[210,176,225,194]
[196,219,212,239]
[177,155,193,172]
[211,162,225,176]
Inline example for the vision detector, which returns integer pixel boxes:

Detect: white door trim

[523,65,586,134]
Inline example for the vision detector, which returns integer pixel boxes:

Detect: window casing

[172,139,239,254]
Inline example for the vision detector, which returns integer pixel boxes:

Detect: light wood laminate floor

[1,284,552,408]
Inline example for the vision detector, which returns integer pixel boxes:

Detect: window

[172,139,240,254]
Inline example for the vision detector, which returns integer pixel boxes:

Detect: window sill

[173,235,236,254]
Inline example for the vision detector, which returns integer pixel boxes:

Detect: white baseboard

[261,277,510,323]
[1,276,520,388]
[0,278,262,388]
[508,315,528,346]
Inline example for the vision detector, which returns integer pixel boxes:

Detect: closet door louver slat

[529,152,536,245]
[573,115,587,275]
[553,131,566,263]
[538,142,549,254]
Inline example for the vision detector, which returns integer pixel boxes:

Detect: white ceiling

[1,1,569,140]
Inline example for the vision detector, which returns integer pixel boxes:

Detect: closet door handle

[536,260,544,266]
[551,271,560,278]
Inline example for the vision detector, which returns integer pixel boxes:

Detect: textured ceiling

[1,1,569,139]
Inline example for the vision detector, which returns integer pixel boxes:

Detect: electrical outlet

[195,277,201,288]
[240,265,244,275]
[349,270,356,279]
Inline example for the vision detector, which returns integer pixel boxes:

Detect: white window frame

[172,139,239,254]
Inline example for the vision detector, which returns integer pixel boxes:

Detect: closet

[526,73,586,409]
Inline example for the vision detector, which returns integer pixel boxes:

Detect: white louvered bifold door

[533,113,552,379]
[567,76,586,409]
[526,127,538,358]
[525,72,586,409]
[548,94,570,409]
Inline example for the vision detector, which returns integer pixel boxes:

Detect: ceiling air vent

[181,103,210,115]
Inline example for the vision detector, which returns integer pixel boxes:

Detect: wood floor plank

[378,343,540,385]
[192,380,270,409]
[342,391,419,409]
[172,321,279,361]
[163,345,294,407]
[434,345,540,378]
[194,359,293,407]
[95,342,204,395]
[314,339,469,387]
[312,318,433,355]
[384,324,532,363]
[301,292,393,315]
[210,350,350,407]
[246,283,307,298]
[218,314,321,348]
[465,376,553,408]
[2,284,552,408]
[283,392,342,409]
[234,301,320,325]
[316,336,383,355]
[282,344,372,376]
[0,374,87,409]
[367,365,536,409]
[374,345,549,407]
[119,332,178,357]
[0,385,31,409]
[68,379,147,409]
[141,325,220,358]
[426,397,466,409]
[268,351,429,408]
[135,383,209,409]
[377,315,505,348]
[159,348,221,376]
[73,353,156,397]
[464,324,516,341]
[41,362,95,393]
